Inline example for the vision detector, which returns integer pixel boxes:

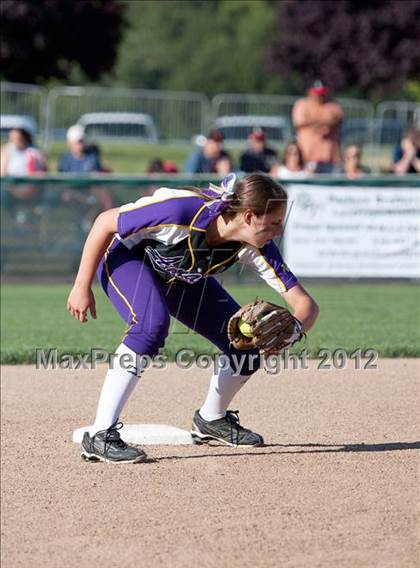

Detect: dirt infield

[1,359,419,568]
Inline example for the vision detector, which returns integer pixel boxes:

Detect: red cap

[162,160,178,173]
[308,80,329,96]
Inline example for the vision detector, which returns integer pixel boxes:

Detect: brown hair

[282,142,304,168]
[224,173,287,217]
[11,127,33,146]
[185,173,287,217]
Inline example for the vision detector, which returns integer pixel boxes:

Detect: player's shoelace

[93,420,128,455]
[225,410,242,446]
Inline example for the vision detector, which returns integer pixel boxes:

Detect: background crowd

[1,82,419,181]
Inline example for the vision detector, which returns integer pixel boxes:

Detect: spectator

[147,158,179,173]
[239,128,278,173]
[0,125,46,224]
[271,142,309,179]
[341,144,370,179]
[292,80,343,173]
[57,126,112,234]
[1,125,46,176]
[58,125,102,173]
[214,155,234,177]
[185,129,232,173]
[392,128,420,175]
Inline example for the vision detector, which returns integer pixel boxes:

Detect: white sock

[199,363,252,422]
[92,343,145,433]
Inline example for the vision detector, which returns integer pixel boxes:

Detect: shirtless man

[292,80,343,173]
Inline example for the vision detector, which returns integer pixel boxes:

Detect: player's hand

[66,284,97,323]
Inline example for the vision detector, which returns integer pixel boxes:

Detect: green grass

[47,142,193,174]
[47,142,244,175]
[1,283,419,364]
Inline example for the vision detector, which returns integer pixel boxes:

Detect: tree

[0,0,126,83]
[113,0,283,95]
[266,0,420,99]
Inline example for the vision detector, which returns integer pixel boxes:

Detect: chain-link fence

[2,175,418,280]
[1,175,228,279]
[44,86,210,147]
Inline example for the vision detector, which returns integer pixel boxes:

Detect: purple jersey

[117,187,298,294]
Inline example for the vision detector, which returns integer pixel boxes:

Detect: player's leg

[165,277,263,447]
[81,240,170,463]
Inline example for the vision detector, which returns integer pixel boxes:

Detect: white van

[76,112,159,143]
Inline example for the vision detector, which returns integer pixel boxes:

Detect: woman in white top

[1,127,46,212]
[271,141,310,180]
[0,127,46,177]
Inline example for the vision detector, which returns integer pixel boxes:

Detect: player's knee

[125,315,170,357]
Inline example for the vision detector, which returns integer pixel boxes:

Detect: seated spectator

[271,142,309,179]
[85,143,112,173]
[185,129,232,173]
[0,125,46,222]
[147,158,179,173]
[392,128,420,175]
[214,155,234,177]
[56,126,112,234]
[341,144,370,179]
[1,125,46,176]
[239,128,277,173]
[58,125,102,173]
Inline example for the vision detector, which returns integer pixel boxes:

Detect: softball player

[67,173,319,463]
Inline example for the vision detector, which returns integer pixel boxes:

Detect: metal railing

[1,81,419,172]
[44,86,210,147]
[0,82,47,135]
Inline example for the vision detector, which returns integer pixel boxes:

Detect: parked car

[0,115,37,141]
[211,115,293,146]
[76,112,159,143]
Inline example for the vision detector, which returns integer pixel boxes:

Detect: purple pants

[97,239,261,376]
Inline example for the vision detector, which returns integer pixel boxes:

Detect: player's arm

[281,283,319,332]
[67,207,119,322]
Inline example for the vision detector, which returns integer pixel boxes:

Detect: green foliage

[1,283,419,364]
[403,81,420,102]
[267,0,420,100]
[114,0,282,95]
[1,0,126,83]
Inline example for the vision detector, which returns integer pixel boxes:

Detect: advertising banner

[284,185,420,278]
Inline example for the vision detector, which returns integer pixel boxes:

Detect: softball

[238,319,253,338]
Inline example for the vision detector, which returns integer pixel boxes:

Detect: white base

[73,424,193,445]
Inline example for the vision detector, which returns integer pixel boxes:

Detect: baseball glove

[227,299,303,355]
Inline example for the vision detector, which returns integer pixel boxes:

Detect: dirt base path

[1,359,419,568]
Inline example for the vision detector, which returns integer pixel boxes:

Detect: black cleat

[80,421,147,463]
[191,410,264,447]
